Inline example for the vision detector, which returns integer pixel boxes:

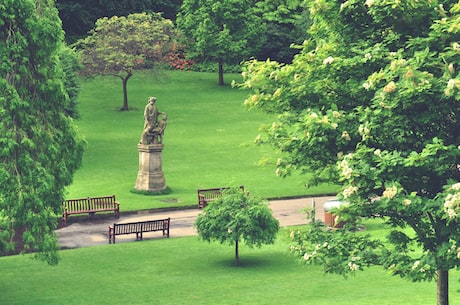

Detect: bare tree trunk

[120,73,132,111]
[235,239,239,266]
[437,269,449,305]
[218,61,224,86]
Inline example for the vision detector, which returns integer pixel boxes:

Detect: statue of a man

[140,96,166,145]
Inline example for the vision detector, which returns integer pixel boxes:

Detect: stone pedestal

[134,143,166,192]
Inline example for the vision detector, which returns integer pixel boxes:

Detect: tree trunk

[120,73,132,111]
[235,239,239,266]
[437,269,449,305]
[218,61,224,86]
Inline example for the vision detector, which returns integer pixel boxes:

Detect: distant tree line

[57,0,310,64]
[56,0,182,43]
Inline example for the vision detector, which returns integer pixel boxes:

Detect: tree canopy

[75,12,178,111]
[254,0,310,63]
[177,0,265,85]
[57,0,182,43]
[0,0,85,264]
[240,0,460,304]
[195,188,279,265]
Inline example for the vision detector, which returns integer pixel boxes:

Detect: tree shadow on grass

[211,253,281,269]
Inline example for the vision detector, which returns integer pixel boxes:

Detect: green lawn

[6,71,454,305]
[67,70,337,212]
[1,227,458,305]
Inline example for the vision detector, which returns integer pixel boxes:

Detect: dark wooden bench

[197,185,245,208]
[108,218,170,244]
[63,195,120,224]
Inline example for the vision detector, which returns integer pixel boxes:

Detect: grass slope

[68,70,337,211]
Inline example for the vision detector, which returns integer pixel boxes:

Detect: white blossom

[383,186,398,199]
[365,0,374,7]
[343,185,358,198]
[323,56,334,65]
[348,262,359,271]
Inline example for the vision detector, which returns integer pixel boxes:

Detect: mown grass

[67,70,337,212]
[5,71,457,304]
[1,226,459,305]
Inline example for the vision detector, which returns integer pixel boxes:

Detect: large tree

[254,0,310,63]
[75,12,177,111]
[195,188,279,265]
[177,0,265,85]
[240,1,460,304]
[0,0,85,264]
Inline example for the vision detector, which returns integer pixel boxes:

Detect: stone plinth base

[134,143,166,192]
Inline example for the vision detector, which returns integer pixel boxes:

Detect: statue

[135,96,167,192]
[139,96,166,145]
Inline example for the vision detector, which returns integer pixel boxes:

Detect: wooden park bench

[197,185,245,208]
[62,195,120,224]
[108,218,170,244]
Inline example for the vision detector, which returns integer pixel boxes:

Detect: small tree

[75,12,177,111]
[195,188,279,265]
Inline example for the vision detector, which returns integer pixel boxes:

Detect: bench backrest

[114,222,142,235]
[89,195,118,209]
[114,219,169,235]
[64,198,90,212]
[64,195,118,212]
[198,185,244,201]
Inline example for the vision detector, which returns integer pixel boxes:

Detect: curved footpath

[57,196,335,249]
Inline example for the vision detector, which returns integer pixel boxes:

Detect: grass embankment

[68,70,337,212]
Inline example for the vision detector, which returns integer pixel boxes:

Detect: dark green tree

[177,0,265,85]
[195,188,279,265]
[58,45,81,119]
[241,1,460,304]
[56,0,182,43]
[0,0,85,264]
[255,0,310,63]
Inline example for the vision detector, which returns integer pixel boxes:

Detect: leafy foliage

[56,0,182,43]
[195,188,279,265]
[177,0,266,85]
[75,12,178,110]
[254,0,311,63]
[58,44,81,118]
[0,0,85,264]
[240,0,460,303]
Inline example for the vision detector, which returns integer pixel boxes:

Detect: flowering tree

[75,12,177,111]
[240,1,460,304]
[195,188,279,265]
